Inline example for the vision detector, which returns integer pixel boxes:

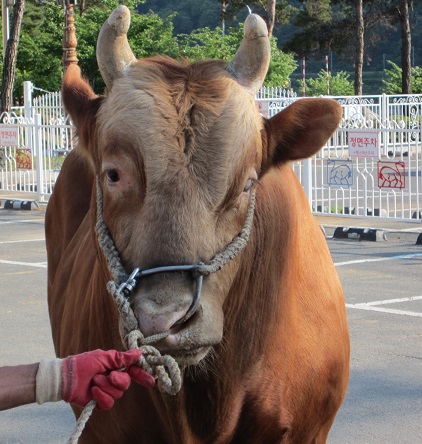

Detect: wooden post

[62,2,78,69]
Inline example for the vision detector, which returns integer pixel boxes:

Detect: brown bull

[46,6,349,443]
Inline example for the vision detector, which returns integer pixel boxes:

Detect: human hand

[61,349,155,410]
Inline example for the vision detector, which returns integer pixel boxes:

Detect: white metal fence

[0,82,74,201]
[0,112,74,201]
[0,83,421,221]
[259,94,422,221]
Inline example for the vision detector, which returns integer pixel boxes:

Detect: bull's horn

[96,5,137,90]
[226,13,271,95]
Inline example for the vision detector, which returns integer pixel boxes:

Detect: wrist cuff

[35,358,64,405]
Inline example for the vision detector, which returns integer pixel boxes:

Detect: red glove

[61,349,155,411]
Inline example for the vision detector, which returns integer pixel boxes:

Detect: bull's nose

[130,267,203,339]
[134,299,193,338]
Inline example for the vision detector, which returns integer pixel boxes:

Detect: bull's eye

[107,170,120,183]
[243,178,255,193]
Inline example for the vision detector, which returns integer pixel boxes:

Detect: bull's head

[62,6,341,367]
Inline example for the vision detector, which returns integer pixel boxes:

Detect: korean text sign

[348,131,379,157]
[0,127,19,146]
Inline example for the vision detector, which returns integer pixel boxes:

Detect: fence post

[34,113,44,201]
[303,157,313,208]
[23,81,34,160]
[23,81,33,119]
[381,93,388,155]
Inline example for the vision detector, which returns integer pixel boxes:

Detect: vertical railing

[1,86,422,221]
[33,114,44,201]
[256,92,422,220]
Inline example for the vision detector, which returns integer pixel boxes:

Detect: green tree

[179,24,297,87]
[178,26,242,60]
[383,60,422,94]
[76,0,179,92]
[5,0,297,100]
[16,1,63,93]
[267,38,297,87]
[12,0,178,94]
[285,0,397,95]
[137,0,221,34]
[302,69,354,96]
[219,0,297,30]
[397,0,412,93]
[354,0,364,95]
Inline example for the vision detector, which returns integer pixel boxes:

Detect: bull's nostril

[170,305,201,334]
[171,302,198,328]
[170,274,203,328]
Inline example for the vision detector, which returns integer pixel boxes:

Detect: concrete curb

[2,199,40,211]
[333,226,388,242]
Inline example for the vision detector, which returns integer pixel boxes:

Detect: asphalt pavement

[0,193,421,443]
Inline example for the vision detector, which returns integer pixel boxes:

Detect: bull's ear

[62,65,103,159]
[260,98,342,174]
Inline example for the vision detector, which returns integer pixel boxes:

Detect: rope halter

[67,180,256,443]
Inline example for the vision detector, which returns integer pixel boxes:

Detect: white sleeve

[35,358,64,405]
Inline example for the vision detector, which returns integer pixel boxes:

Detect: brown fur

[47,58,349,443]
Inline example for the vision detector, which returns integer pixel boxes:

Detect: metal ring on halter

[118,264,204,326]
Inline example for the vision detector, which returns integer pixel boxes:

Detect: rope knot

[125,329,144,350]
[139,346,182,395]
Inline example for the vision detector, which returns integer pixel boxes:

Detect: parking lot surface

[0,205,421,443]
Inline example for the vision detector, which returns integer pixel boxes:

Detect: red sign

[378,161,406,189]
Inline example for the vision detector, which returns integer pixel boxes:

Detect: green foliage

[8,0,179,95]
[178,26,242,61]
[76,0,179,92]
[3,0,297,100]
[303,0,332,24]
[179,25,296,87]
[219,0,297,26]
[382,61,422,94]
[302,69,354,96]
[137,0,221,35]
[16,1,64,94]
[267,37,297,88]
[382,61,402,94]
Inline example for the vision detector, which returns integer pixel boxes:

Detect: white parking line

[346,295,422,317]
[353,295,422,306]
[0,219,42,225]
[0,239,45,244]
[0,260,47,268]
[399,227,422,232]
[346,304,422,317]
[335,252,422,267]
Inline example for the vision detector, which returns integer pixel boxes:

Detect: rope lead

[67,178,256,442]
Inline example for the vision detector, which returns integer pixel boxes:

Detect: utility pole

[2,0,15,59]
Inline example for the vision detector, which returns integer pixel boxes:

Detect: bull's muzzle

[118,264,204,327]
